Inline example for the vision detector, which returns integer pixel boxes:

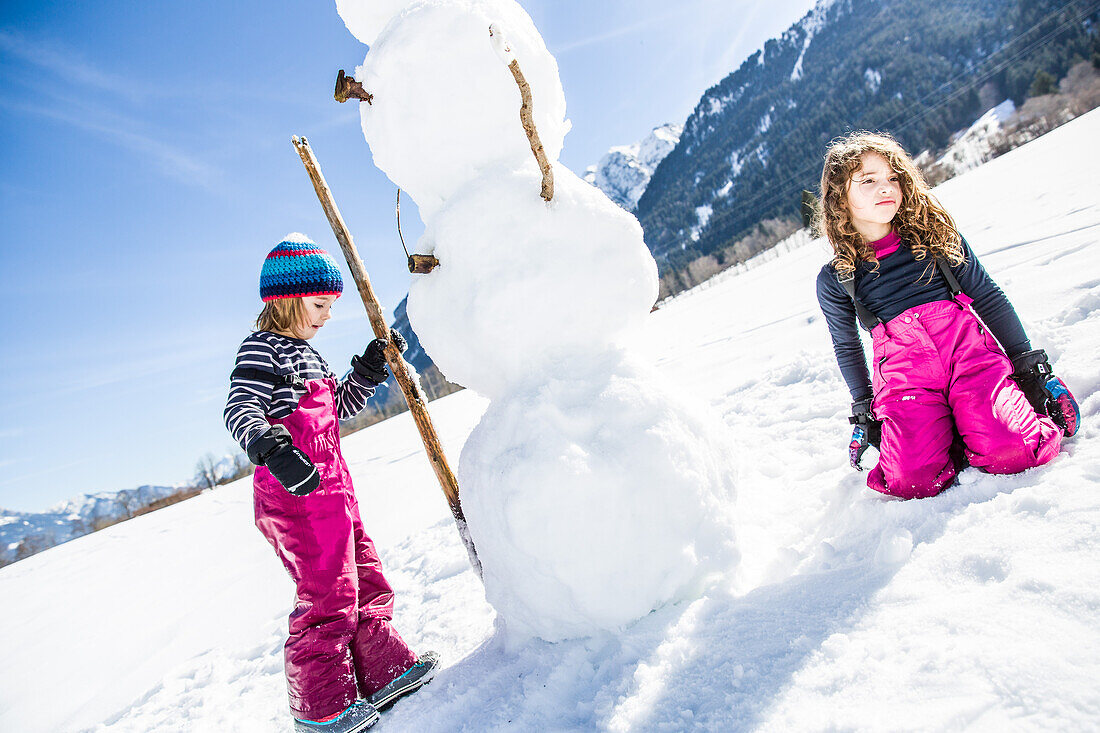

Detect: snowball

[334,0,413,46]
[406,166,658,397]
[459,354,739,641]
[355,0,568,217]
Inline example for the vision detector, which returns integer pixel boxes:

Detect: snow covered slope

[3,110,1099,732]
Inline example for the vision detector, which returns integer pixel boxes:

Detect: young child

[224,235,439,732]
[815,132,1079,499]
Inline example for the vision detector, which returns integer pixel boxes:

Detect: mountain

[583,123,683,210]
[0,484,185,566]
[636,0,1100,270]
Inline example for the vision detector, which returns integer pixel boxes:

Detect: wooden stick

[489,25,554,201]
[291,135,482,578]
[334,70,373,105]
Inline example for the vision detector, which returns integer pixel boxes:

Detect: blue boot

[368,651,441,710]
[294,701,379,733]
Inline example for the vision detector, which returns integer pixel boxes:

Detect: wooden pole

[291,135,482,578]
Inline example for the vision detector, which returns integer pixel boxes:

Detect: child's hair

[816,131,964,279]
[255,297,306,334]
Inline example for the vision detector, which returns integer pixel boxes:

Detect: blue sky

[0,0,817,512]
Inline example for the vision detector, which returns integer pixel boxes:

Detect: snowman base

[459,358,739,642]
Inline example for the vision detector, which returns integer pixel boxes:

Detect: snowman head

[335,0,412,46]
[337,0,570,218]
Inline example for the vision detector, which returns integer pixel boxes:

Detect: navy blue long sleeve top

[816,233,1031,402]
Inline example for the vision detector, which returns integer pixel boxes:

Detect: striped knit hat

[260,234,344,302]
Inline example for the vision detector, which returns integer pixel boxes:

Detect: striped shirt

[224,331,377,454]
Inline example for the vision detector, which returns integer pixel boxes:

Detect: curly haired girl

[815,132,1078,499]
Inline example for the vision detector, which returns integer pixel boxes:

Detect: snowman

[336,0,739,642]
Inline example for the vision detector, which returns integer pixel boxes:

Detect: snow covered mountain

[2,110,1098,731]
[0,484,183,566]
[583,123,682,210]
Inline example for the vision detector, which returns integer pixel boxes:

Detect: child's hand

[1011,349,1055,412]
[266,444,320,496]
[848,398,881,470]
[1011,350,1080,437]
[247,426,320,496]
[352,337,393,385]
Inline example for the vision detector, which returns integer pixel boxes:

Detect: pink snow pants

[867,294,1062,499]
[253,377,416,720]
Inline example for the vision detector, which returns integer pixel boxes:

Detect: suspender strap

[839,274,882,331]
[840,258,964,331]
[231,367,305,389]
[936,258,963,297]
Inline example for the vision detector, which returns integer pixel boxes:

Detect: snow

[691,204,714,241]
[460,355,739,641]
[790,41,809,81]
[406,166,658,395]
[755,109,772,135]
[730,148,745,177]
[756,143,769,166]
[2,71,1099,733]
[584,123,682,210]
[935,99,1017,174]
[864,67,881,93]
[789,0,835,82]
[346,0,738,643]
[345,0,569,219]
[335,0,417,46]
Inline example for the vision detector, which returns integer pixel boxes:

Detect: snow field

[1,105,1097,733]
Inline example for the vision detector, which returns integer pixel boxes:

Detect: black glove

[848,397,882,471]
[351,329,407,385]
[1011,349,1080,436]
[1010,349,1054,414]
[246,425,319,496]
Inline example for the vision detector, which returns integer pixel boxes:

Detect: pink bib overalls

[253,377,416,720]
[866,293,1062,499]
